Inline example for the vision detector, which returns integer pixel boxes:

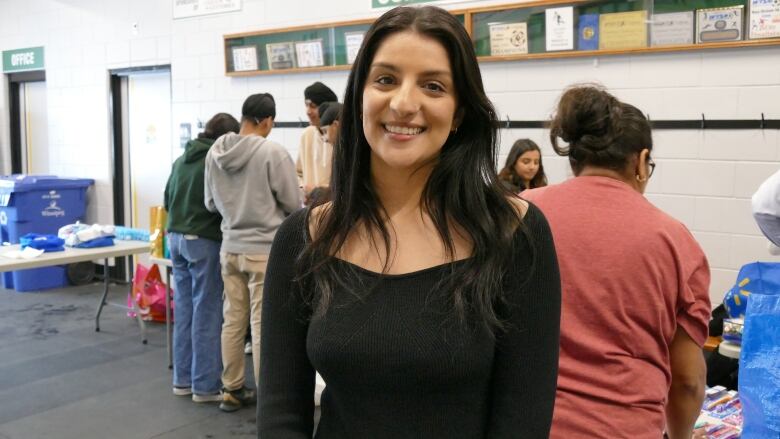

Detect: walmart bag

[736,262,780,437]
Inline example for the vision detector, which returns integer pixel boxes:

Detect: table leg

[95,258,110,332]
[165,266,172,369]
[130,283,148,345]
[95,257,147,344]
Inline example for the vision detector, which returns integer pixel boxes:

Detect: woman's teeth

[385,125,423,135]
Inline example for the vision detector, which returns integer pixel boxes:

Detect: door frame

[108,65,171,281]
[7,70,46,174]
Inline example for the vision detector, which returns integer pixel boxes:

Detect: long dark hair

[550,84,652,175]
[298,6,523,333]
[498,139,547,191]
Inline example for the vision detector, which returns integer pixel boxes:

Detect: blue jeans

[169,233,223,394]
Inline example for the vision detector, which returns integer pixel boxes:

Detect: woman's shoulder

[505,195,553,246]
[509,197,553,247]
[307,201,333,240]
[506,195,529,220]
[275,208,309,245]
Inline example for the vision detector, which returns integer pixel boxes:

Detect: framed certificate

[749,0,780,39]
[266,42,296,70]
[295,40,325,68]
[599,10,648,50]
[697,6,744,43]
[651,11,695,46]
[345,32,365,64]
[231,45,258,72]
[489,22,528,55]
[546,6,574,51]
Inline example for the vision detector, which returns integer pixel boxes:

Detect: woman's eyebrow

[370,62,451,78]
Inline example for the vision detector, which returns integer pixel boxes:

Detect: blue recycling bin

[0,175,94,291]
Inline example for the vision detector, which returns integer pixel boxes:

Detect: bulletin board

[223,0,780,76]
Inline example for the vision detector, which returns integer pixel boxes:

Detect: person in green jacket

[164,113,240,403]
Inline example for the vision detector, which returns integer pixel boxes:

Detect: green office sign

[2,47,45,73]
[372,0,438,8]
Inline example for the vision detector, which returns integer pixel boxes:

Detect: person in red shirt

[523,85,711,439]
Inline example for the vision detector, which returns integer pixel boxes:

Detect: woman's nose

[390,82,420,117]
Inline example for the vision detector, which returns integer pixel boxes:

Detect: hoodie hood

[183,137,215,163]
[209,132,267,173]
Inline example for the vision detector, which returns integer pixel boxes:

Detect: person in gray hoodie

[204,92,302,412]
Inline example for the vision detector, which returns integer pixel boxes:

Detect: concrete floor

[0,281,257,439]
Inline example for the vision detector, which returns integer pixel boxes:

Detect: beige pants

[220,252,267,391]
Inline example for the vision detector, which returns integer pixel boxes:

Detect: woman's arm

[488,205,562,438]
[665,326,706,439]
[258,209,316,439]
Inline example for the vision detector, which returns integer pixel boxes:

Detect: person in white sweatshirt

[296,82,338,203]
[204,92,302,412]
[752,169,780,251]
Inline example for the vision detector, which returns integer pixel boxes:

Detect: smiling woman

[361,30,459,173]
[258,5,562,438]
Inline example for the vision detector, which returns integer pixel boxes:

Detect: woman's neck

[371,162,434,219]
[578,166,641,192]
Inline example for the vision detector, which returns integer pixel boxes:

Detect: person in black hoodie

[164,113,240,403]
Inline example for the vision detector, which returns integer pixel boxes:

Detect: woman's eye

[375,75,394,85]
[423,82,445,92]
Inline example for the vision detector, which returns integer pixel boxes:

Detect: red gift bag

[127,263,174,323]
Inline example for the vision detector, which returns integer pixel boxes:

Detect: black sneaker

[219,386,256,412]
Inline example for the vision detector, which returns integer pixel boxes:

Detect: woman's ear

[635,148,650,182]
[452,108,465,132]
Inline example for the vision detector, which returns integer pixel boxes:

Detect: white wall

[1,0,779,304]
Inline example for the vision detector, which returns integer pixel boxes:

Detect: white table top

[0,240,150,272]
[149,256,172,267]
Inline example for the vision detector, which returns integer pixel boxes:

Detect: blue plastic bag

[737,262,780,438]
[74,236,114,248]
[19,233,65,252]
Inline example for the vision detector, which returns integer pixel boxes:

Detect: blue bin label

[42,200,65,218]
[42,190,61,200]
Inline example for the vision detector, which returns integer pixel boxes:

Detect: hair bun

[552,85,616,149]
[549,84,652,174]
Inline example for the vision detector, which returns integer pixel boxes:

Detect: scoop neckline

[332,256,472,280]
[301,202,537,279]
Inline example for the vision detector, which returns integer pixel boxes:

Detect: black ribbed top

[258,203,561,438]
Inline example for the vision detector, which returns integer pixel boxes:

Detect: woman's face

[362,31,459,172]
[513,149,541,182]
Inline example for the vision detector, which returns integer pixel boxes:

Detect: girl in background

[498,139,547,192]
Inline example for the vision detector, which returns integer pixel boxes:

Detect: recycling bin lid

[0,174,94,193]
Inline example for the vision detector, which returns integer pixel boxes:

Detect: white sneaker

[173,386,192,396]
[244,341,252,355]
[192,392,223,403]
